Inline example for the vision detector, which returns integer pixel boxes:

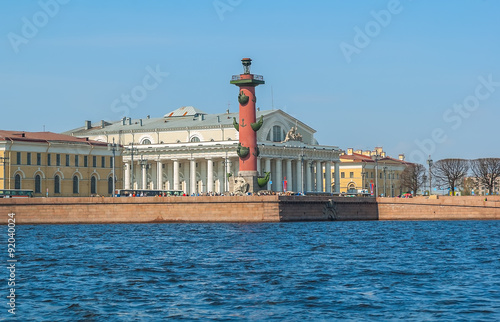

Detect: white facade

[66,107,341,194]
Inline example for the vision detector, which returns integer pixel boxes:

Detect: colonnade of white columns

[123,157,340,194]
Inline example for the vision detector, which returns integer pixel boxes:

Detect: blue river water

[4,221,500,321]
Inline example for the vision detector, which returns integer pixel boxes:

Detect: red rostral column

[230,58,265,177]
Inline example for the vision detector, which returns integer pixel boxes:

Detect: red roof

[340,153,374,162]
[0,131,108,146]
[340,153,412,165]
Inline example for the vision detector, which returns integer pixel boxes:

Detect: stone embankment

[0,195,498,224]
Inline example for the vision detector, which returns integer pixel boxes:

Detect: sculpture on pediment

[283,125,303,142]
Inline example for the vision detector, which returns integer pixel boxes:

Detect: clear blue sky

[1,0,499,164]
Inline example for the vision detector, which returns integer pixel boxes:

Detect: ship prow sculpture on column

[229,58,270,194]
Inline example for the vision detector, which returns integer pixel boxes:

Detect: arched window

[108,177,113,195]
[91,176,97,194]
[141,138,151,145]
[73,176,79,194]
[35,174,41,193]
[272,125,282,142]
[190,136,200,142]
[14,174,21,190]
[54,175,60,194]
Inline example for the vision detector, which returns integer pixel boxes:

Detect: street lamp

[128,142,139,190]
[427,155,433,195]
[383,166,387,197]
[139,155,148,190]
[374,153,380,197]
[299,147,306,193]
[423,174,428,196]
[0,156,9,190]
[108,138,118,197]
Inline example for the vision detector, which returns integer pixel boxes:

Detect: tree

[470,158,500,195]
[400,164,426,196]
[432,159,469,195]
[460,177,477,196]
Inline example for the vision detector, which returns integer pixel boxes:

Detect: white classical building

[66,106,341,194]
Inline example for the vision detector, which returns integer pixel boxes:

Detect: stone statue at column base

[229,171,267,194]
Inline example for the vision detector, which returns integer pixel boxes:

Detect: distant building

[333,147,410,196]
[65,107,341,194]
[0,131,122,197]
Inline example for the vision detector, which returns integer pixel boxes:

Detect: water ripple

[4,221,500,321]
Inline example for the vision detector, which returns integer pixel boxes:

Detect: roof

[0,130,108,146]
[63,108,316,136]
[163,106,207,118]
[340,153,412,165]
[340,153,374,162]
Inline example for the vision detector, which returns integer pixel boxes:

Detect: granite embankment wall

[0,196,281,224]
[0,196,378,224]
[278,196,378,221]
[1,195,499,224]
[377,196,500,220]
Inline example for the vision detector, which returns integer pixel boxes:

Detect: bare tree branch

[470,158,500,195]
[400,164,425,196]
[432,159,469,194]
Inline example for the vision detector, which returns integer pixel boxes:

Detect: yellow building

[0,131,122,197]
[333,147,410,197]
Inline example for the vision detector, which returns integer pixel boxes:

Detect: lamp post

[390,170,394,197]
[383,166,387,197]
[0,156,9,190]
[300,147,306,193]
[374,154,380,197]
[128,142,139,190]
[108,138,118,197]
[427,155,433,195]
[139,155,148,190]
[361,170,366,193]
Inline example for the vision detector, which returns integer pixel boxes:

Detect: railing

[231,74,264,81]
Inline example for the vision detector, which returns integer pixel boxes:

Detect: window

[110,157,113,168]
[92,156,97,167]
[350,172,354,178]
[108,177,113,195]
[27,153,31,165]
[37,153,41,166]
[75,155,79,167]
[73,176,79,194]
[142,139,152,145]
[190,136,200,142]
[91,176,97,194]
[16,152,21,165]
[84,156,88,167]
[101,156,105,168]
[341,172,345,178]
[272,125,282,142]
[47,154,51,166]
[14,174,21,189]
[66,154,70,166]
[56,154,61,166]
[371,172,374,178]
[35,174,41,193]
[54,175,60,194]
[380,172,382,179]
